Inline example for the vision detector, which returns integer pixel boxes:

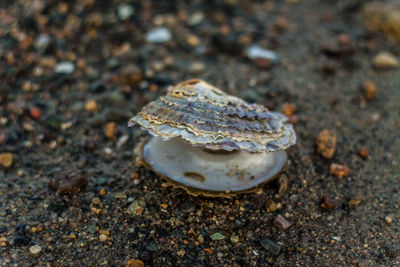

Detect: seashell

[129,79,296,196]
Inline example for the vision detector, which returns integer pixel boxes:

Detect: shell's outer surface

[129,79,296,153]
[135,136,288,197]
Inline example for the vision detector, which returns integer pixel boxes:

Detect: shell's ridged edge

[131,114,296,153]
[134,137,289,198]
[129,79,297,153]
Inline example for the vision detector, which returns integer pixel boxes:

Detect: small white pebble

[385,216,393,224]
[145,27,171,43]
[117,3,134,20]
[29,245,42,255]
[247,44,279,62]
[55,62,75,74]
[116,134,129,148]
[99,234,108,241]
[104,147,113,155]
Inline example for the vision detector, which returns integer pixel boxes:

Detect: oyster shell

[129,79,296,153]
[129,79,296,196]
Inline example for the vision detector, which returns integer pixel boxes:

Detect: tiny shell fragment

[372,52,399,69]
[315,130,336,159]
[330,163,350,178]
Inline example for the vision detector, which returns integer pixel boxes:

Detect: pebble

[145,243,158,252]
[106,108,133,122]
[278,174,289,195]
[48,170,87,194]
[189,62,205,74]
[0,152,13,168]
[103,91,125,106]
[363,2,400,43]
[230,234,239,243]
[260,238,282,256]
[99,234,108,241]
[348,196,363,206]
[85,100,98,112]
[360,81,377,100]
[104,122,117,139]
[96,177,108,186]
[265,200,281,213]
[385,216,393,224]
[116,134,129,148]
[187,11,204,26]
[117,3,134,20]
[273,214,292,230]
[0,237,7,247]
[177,250,185,257]
[13,236,30,246]
[247,44,279,62]
[127,200,146,216]
[281,103,296,117]
[186,34,200,46]
[180,201,196,213]
[55,62,75,74]
[119,64,143,86]
[29,245,42,255]
[320,196,336,210]
[329,163,350,178]
[126,259,144,267]
[29,107,42,119]
[115,192,127,199]
[171,229,184,238]
[210,233,225,240]
[87,225,97,234]
[34,34,51,51]
[372,52,399,69]
[145,27,171,43]
[315,130,337,159]
[358,147,369,159]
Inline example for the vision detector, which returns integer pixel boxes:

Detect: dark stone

[171,229,184,238]
[211,33,244,55]
[260,238,282,256]
[15,224,27,236]
[96,177,108,186]
[157,228,169,237]
[48,170,87,194]
[145,243,158,252]
[89,82,106,93]
[154,75,173,87]
[106,108,133,122]
[180,201,196,213]
[13,236,30,246]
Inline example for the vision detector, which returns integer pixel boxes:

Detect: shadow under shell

[142,137,287,193]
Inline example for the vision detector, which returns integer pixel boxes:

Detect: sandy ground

[0,0,399,266]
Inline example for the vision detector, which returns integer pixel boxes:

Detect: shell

[135,136,288,197]
[129,79,296,153]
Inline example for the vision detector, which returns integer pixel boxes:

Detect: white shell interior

[143,137,287,192]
